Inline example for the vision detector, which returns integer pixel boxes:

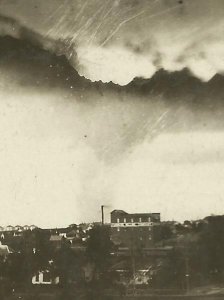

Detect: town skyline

[0,208,221,230]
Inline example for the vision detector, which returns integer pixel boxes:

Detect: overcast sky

[0,0,224,227]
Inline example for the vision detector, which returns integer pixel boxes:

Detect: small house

[5,225,14,232]
[15,225,22,231]
[29,225,37,231]
[32,270,59,285]
[23,225,30,231]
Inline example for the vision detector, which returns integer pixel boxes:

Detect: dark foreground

[2,286,224,300]
[4,293,224,300]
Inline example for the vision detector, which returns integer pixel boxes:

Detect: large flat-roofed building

[110,210,161,249]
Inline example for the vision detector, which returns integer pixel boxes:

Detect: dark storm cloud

[1,21,224,163]
[2,35,224,136]
[1,0,224,84]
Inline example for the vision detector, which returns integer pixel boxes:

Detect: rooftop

[49,235,63,242]
[111,210,160,215]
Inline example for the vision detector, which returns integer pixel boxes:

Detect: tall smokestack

[101,205,104,225]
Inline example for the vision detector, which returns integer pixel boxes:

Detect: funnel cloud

[0,1,223,227]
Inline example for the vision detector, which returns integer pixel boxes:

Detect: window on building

[35,273,40,282]
[117,227,120,232]
[117,218,120,223]
[149,227,151,231]
[148,217,151,222]
[124,218,126,223]
[131,218,134,223]
[139,217,142,222]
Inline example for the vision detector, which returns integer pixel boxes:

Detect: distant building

[49,234,63,242]
[13,231,22,237]
[49,234,64,249]
[15,225,23,231]
[59,233,67,238]
[110,210,161,249]
[23,225,30,231]
[5,225,14,232]
[0,224,38,232]
[32,270,59,285]
[29,225,37,231]
[78,223,93,233]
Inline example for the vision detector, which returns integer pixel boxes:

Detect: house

[49,235,63,249]
[13,231,23,237]
[29,225,37,231]
[59,233,67,238]
[110,210,161,249]
[15,225,23,231]
[23,225,30,231]
[55,227,70,235]
[78,223,93,233]
[5,225,14,232]
[32,270,59,285]
[50,235,63,242]
[67,229,79,239]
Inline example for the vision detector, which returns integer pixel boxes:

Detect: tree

[159,224,174,241]
[86,225,112,283]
